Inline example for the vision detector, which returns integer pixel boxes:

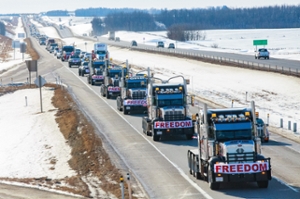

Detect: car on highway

[131,40,138,46]
[56,49,62,59]
[78,61,90,76]
[68,54,81,68]
[255,48,270,59]
[168,43,175,49]
[75,48,81,56]
[82,52,92,61]
[53,47,60,56]
[157,41,164,48]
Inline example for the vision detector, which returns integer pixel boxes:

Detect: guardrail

[127,46,300,78]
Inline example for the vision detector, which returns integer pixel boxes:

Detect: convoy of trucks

[67,40,273,191]
[187,101,272,190]
[142,70,195,141]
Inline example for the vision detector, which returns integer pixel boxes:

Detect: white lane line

[273,176,299,193]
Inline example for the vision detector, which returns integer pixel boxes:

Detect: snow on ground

[0,88,76,179]
[0,17,76,180]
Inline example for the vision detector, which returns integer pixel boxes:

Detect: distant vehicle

[131,40,137,47]
[157,41,164,48]
[53,47,60,55]
[79,51,86,58]
[108,31,115,40]
[83,52,92,61]
[68,54,81,68]
[46,38,55,48]
[56,49,62,59]
[255,48,269,59]
[39,37,46,45]
[75,48,81,56]
[61,45,75,61]
[78,61,90,76]
[48,43,58,53]
[115,37,120,42]
[168,43,175,49]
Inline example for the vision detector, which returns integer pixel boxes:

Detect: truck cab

[142,70,194,141]
[87,60,106,85]
[117,74,147,115]
[187,102,272,190]
[100,65,126,99]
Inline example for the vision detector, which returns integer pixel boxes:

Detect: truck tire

[257,181,268,188]
[153,130,160,141]
[123,106,128,115]
[91,80,94,85]
[106,90,110,99]
[208,165,220,190]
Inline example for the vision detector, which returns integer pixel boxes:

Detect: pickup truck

[255,48,270,59]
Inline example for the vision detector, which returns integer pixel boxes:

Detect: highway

[2,17,300,198]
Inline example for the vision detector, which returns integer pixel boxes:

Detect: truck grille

[164,111,185,121]
[132,91,146,99]
[226,152,256,163]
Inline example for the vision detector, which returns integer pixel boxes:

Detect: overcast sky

[0,0,299,14]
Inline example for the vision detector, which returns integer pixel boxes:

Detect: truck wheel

[208,165,220,190]
[123,106,128,115]
[106,90,110,99]
[257,181,268,188]
[153,131,160,141]
[69,64,71,68]
[102,88,106,97]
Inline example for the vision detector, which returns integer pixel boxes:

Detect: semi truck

[92,43,109,61]
[142,69,194,141]
[87,60,106,85]
[100,65,127,99]
[116,67,148,115]
[187,101,272,190]
[108,31,115,40]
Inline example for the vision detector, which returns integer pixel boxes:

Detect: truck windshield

[127,82,146,89]
[96,50,106,55]
[63,46,74,52]
[109,72,120,77]
[157,99,183,107]
[93,63,105,68]
[215,122,252,141]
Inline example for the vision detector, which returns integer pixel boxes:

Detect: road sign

[34,76,46,87]
[253,40,268,46]
[18,33,25,38]
[25,60,37,72]
[12,40,20,48]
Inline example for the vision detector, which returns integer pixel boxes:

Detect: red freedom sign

[92,75,103,79]
[124,100,147,106]
[108,87,120,91]
[154,120,193,129]
[214,162,269,174]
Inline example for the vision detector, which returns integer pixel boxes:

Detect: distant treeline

[88,5,300,34]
